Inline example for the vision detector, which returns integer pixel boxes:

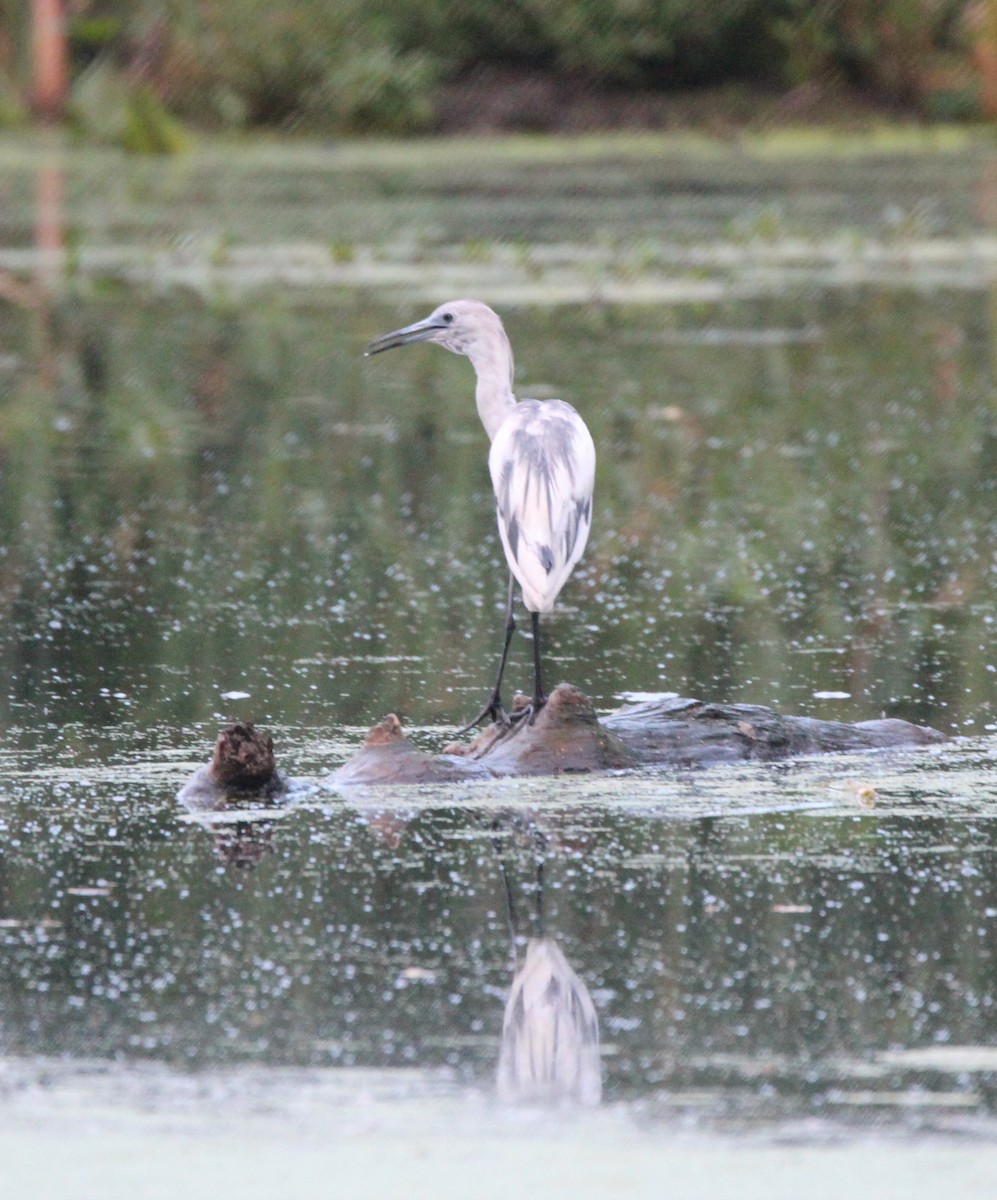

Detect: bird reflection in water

[495,829,602,1106]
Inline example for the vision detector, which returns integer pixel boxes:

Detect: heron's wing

[489,400,595,613]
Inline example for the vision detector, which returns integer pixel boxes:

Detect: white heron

[366,299,595,727]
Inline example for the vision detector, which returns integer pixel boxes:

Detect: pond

[1,131,996,1195]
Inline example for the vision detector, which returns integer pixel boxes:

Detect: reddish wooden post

[31,0,68,121]
[972,0,997,119]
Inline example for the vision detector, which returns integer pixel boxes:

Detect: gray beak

[364,314,446,356]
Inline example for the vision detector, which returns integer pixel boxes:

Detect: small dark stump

[178,721,287,809]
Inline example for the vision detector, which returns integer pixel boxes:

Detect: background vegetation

[0,0,982,137]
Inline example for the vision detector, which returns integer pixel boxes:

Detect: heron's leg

[528,610,547,722]
[458,573,516,733]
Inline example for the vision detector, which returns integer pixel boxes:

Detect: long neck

[467,331,516,441]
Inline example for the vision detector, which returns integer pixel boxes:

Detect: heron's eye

[442,312,454,324]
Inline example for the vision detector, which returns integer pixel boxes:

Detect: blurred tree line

[0,0,983,137]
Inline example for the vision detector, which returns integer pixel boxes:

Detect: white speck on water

[813,690,851,700]
[220,690,252,700]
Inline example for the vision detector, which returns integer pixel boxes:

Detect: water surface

[1,132,997,1190]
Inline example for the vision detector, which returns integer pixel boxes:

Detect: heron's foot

[457,694,511,737]
[508,691,547,727]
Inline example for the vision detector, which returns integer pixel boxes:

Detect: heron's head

[365,299,509,364]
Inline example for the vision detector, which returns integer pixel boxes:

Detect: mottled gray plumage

[490,397,593,612]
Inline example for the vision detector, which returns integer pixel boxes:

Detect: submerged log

[327,683,944,786]
[326,684,635,789]
[176,687,944,799]
[332,713,490,786]
[600,694,945,769]
[178,721,287,809]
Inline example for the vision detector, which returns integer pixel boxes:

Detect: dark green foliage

[9,1,981,133]
[121,84,192,153]
[152,0,437,133]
